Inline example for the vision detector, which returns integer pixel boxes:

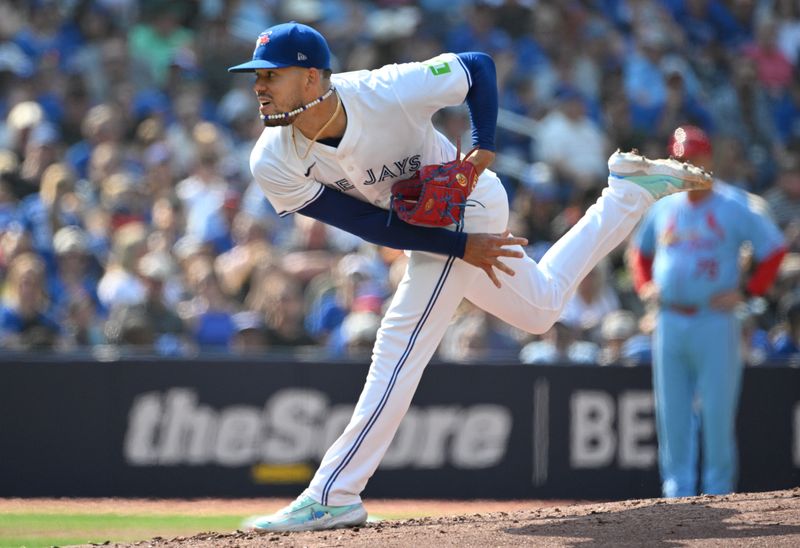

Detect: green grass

[0,507,425,547]
[0,513,244,548]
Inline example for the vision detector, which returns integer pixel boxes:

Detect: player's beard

[260,94,305,127]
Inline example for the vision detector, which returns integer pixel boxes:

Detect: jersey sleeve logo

[423,56,451,76]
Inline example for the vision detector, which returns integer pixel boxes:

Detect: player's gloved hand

[710,289,744,311]
[462,230,528,289]
[390,142,484,228]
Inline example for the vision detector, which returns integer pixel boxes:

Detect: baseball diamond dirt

[56,488,800,547]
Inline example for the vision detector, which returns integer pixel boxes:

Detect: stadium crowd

[0,0,799,364]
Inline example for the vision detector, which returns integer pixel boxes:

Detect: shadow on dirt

[506,496,800,547]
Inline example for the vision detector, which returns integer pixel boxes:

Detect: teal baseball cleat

[243,494,368,532]
[608,149,713,199]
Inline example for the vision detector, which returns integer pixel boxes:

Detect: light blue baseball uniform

[634,188,784,497]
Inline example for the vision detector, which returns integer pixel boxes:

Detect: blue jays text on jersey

[361,155,421,185]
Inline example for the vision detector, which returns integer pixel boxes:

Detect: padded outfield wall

[1,359,797,499]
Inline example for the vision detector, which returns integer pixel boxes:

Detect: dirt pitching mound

[75,488,800,547]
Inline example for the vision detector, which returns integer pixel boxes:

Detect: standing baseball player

[631,125,786,498]
[231,23,711,530]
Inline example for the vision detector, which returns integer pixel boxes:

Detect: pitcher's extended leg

[466,177,651,332]
[466,151,712,332]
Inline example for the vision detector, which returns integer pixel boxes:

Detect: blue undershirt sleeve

[456,52,498,152]
[299,187,468,258]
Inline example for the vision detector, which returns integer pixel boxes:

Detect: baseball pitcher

[230,23,712,531]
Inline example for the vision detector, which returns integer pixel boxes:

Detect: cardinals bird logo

[705,211,726,240]
[659,216,678,246]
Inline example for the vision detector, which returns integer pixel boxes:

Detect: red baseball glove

[389,145,479,227]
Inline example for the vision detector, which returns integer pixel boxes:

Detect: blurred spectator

[707,57,781,186]
[178,258,237,351]
[86,141,122,201]
[147,194,185,256]
[533,31,602,108]
[5,101,44,161]
[711,136,758,191]
[519,321,598,365]
[622,315,655,365]
[17,124,61,198]
[773,253,800,306]
[740,312,771,367]
[559,260,621,339]
[71,31,128,104]
[601,72,638,153]
[597,310,636,366]
[231,310,269,355]
[0,1,799,363]
[137,251,187,353]
[742,17,793,94]
[60,297,105,350]
[97,222,148,310]
[0,222,34,273]
[0,153,20,231]
[775,0,800,65]
[19,162,82,262]
[534,86,608,192]
[0,252,60,350]
[100,172,148,230]
[446,2,511,56]
[104,303,156,350]
[128,3,194,88]
[770,296,800,362]
[11,1,79,69]
[165,88,208,174]
[656,65,712,139]
[496,78,537,160]
[438,302,521,363]
[306,251,388,345]
[338,310,382,358]
[59,73,93,147]
[765,154,800,233]
[247,268,315,348]
[215,212,273,301]
[175,148,232,253]
[66,104,124,180]
[771,74,800,149]
[624,27,673,133]
[509,164,560,244]
[665,0,747,48]
[141,142,174,198]
[49,225,101,315]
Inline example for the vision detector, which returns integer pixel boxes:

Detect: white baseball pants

[307,173,655,505]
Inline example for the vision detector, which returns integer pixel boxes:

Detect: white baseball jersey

[250,53,474,216]
[247,54,661,507]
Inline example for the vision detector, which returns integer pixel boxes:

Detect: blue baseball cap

[228,22,331,73]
